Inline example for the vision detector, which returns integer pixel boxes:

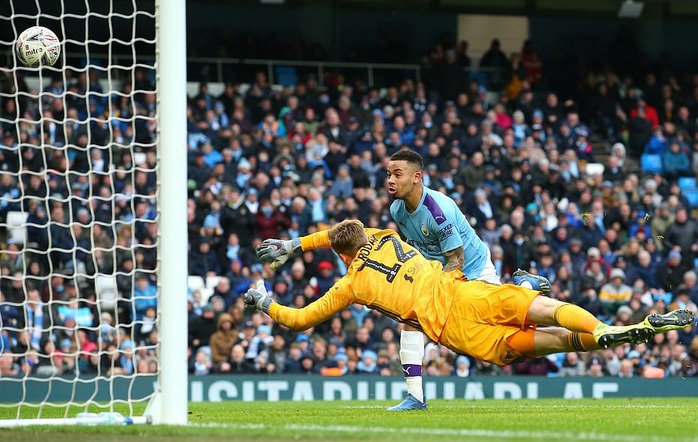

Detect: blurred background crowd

[1,32,698,380]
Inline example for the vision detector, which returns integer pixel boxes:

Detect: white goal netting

[0,0,161,422]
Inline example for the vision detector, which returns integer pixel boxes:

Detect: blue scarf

[27,303,43,350]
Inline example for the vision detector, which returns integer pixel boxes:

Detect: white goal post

[0,0,187,426]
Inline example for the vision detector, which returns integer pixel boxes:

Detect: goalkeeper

[248,220,694,379]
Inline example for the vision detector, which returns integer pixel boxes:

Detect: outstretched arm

[268,289,353,332]
[442,247,465,272]
[299,230,331,251]
[247,278,355,332]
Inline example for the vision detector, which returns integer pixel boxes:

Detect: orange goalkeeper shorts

[438,281,541,366]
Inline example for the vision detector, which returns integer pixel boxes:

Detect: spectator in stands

[598,268,632,315]
[189,349,214,375]
[220,343,257,374]
[328,164,354,199]
[663,141,692,180]
[188,237,222,278]
[480,39,509,92]
[657,250,690,293]
[513,356,559,376]
[626,250,660,290]
[259,335,288,374]
[558,352,586,377]
[132,275,157,321]
[189,304,218,351]
[209,312,236,370]
[0,291,21,333]
[618,357,637,378]
[586,356,606,377]
[12,34,698,381]
[627,106,654,156]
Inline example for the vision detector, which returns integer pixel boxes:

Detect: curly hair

[389,150,424,171]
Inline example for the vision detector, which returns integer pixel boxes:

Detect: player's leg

[527,296,601,332]
[387,324,426,411]
[526,296,656,348]
[508,327,575,357]
[524,310,696,356]
[510,326,643,358]
[643,309,695,332]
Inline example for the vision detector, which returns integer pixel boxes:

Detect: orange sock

[553,303,602,334]
[566,332,602,352]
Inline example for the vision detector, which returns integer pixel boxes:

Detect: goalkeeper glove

[256,238,302,271]
[244,280,274,313]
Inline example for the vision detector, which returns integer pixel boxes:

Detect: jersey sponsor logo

[420,224,429,236]
[406,260,427,276]
[437,223,455,240]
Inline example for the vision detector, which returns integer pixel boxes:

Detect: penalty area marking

[193,422,693,442]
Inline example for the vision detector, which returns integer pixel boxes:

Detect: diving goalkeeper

[246,220,694,369]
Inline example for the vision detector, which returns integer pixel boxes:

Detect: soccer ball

[16,26,61,68]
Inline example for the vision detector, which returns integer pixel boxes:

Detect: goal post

[0,0,188,426]
[156,0,189,426]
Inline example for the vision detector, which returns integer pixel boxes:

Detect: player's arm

[442,247,465,272]
[268,288,353,331]
[433,201,465,271]
[246,278,355,331]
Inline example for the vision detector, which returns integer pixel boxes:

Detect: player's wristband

[291,238,302,254]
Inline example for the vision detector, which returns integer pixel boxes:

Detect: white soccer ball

[16,26,61,68]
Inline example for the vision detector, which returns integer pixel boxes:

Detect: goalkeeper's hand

[244,280,273,313]
[256,238,301,271]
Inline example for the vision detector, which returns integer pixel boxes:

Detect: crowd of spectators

[1,35,698,381]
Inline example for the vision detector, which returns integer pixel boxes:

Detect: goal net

[0,0,187,426]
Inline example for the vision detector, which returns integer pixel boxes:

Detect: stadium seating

[95,274,119,311]
[678,177,697,191]
[206,275,221,289]
[584,163,605,176]
[653,292,673,305]
[640,154,663,174]
[275,65,298,87]
[199,287,214,304]
[6,211,28,246]
[187,275,205,292]
[684,188,698,207]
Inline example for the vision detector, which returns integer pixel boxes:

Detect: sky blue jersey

[389,186,488,281]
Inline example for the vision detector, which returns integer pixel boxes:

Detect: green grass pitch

[1,398,697,442]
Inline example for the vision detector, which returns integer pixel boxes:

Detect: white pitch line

[340,405,386,409]
[193,422,698,442]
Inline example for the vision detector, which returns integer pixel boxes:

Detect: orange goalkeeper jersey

[268,228,461,344]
